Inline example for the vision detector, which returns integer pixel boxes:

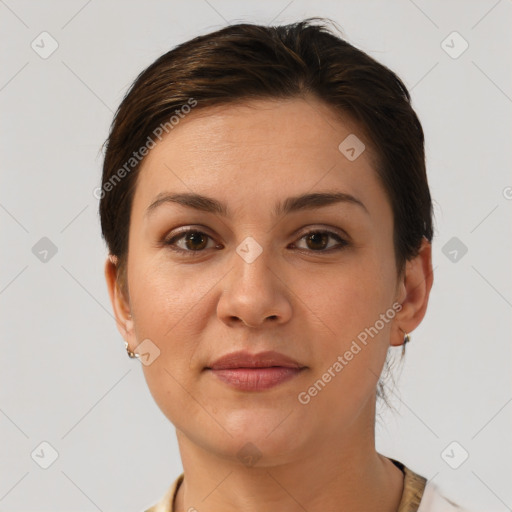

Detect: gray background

[1,1,511,511]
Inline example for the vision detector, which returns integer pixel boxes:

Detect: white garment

[419,481,473,512]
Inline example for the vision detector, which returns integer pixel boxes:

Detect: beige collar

[145,458,427,512]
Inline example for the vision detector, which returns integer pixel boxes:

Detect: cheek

[126,252,223,412]
[303,257,389,338]
[299,257,394,394]
[141,361,205,435]
[131,265,208,428]
[128,253,216,339]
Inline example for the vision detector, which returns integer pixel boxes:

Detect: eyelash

[163,228,349,256]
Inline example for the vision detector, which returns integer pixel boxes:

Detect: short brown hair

[99,18,434,403]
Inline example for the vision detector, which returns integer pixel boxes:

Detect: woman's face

[110,97,411,464]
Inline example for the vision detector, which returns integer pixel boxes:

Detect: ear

[391,237,434,347]
[104,255,136,349]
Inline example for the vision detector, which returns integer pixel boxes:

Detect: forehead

[133,97,390,222]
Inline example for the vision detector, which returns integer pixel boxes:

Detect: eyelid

[164,226,219,252]
[163,223,351,253]
[291,229,348,252]
[294,225,349,242]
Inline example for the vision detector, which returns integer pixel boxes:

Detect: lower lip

[208,367,304,391]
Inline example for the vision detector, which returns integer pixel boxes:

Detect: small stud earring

[399,326,410,344]
[124,340,139,359]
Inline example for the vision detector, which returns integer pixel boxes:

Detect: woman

[100,18,470,512]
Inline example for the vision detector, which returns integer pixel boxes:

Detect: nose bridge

[217,233,292,326]
[232,233,274,292]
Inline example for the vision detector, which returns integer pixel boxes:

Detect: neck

[172,399,404,512]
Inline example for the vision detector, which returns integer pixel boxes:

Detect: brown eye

[183,231,208,250]
[164,229,216,253]
[305,232,329,250]
[294,230,348,252]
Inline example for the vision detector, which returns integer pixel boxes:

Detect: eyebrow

[145,190,369,218]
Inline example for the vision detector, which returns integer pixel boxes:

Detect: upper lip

[207,350,304,370]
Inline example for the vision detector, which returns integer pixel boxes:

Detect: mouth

[206,366,305,391]
[204,350,307,391]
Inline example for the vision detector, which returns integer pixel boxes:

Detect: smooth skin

[105,96,433,512]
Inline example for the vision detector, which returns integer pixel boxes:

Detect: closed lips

[206,350,305,370]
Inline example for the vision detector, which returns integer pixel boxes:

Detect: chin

[215,415,309,464]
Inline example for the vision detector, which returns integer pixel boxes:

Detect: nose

[217,245,293,328]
